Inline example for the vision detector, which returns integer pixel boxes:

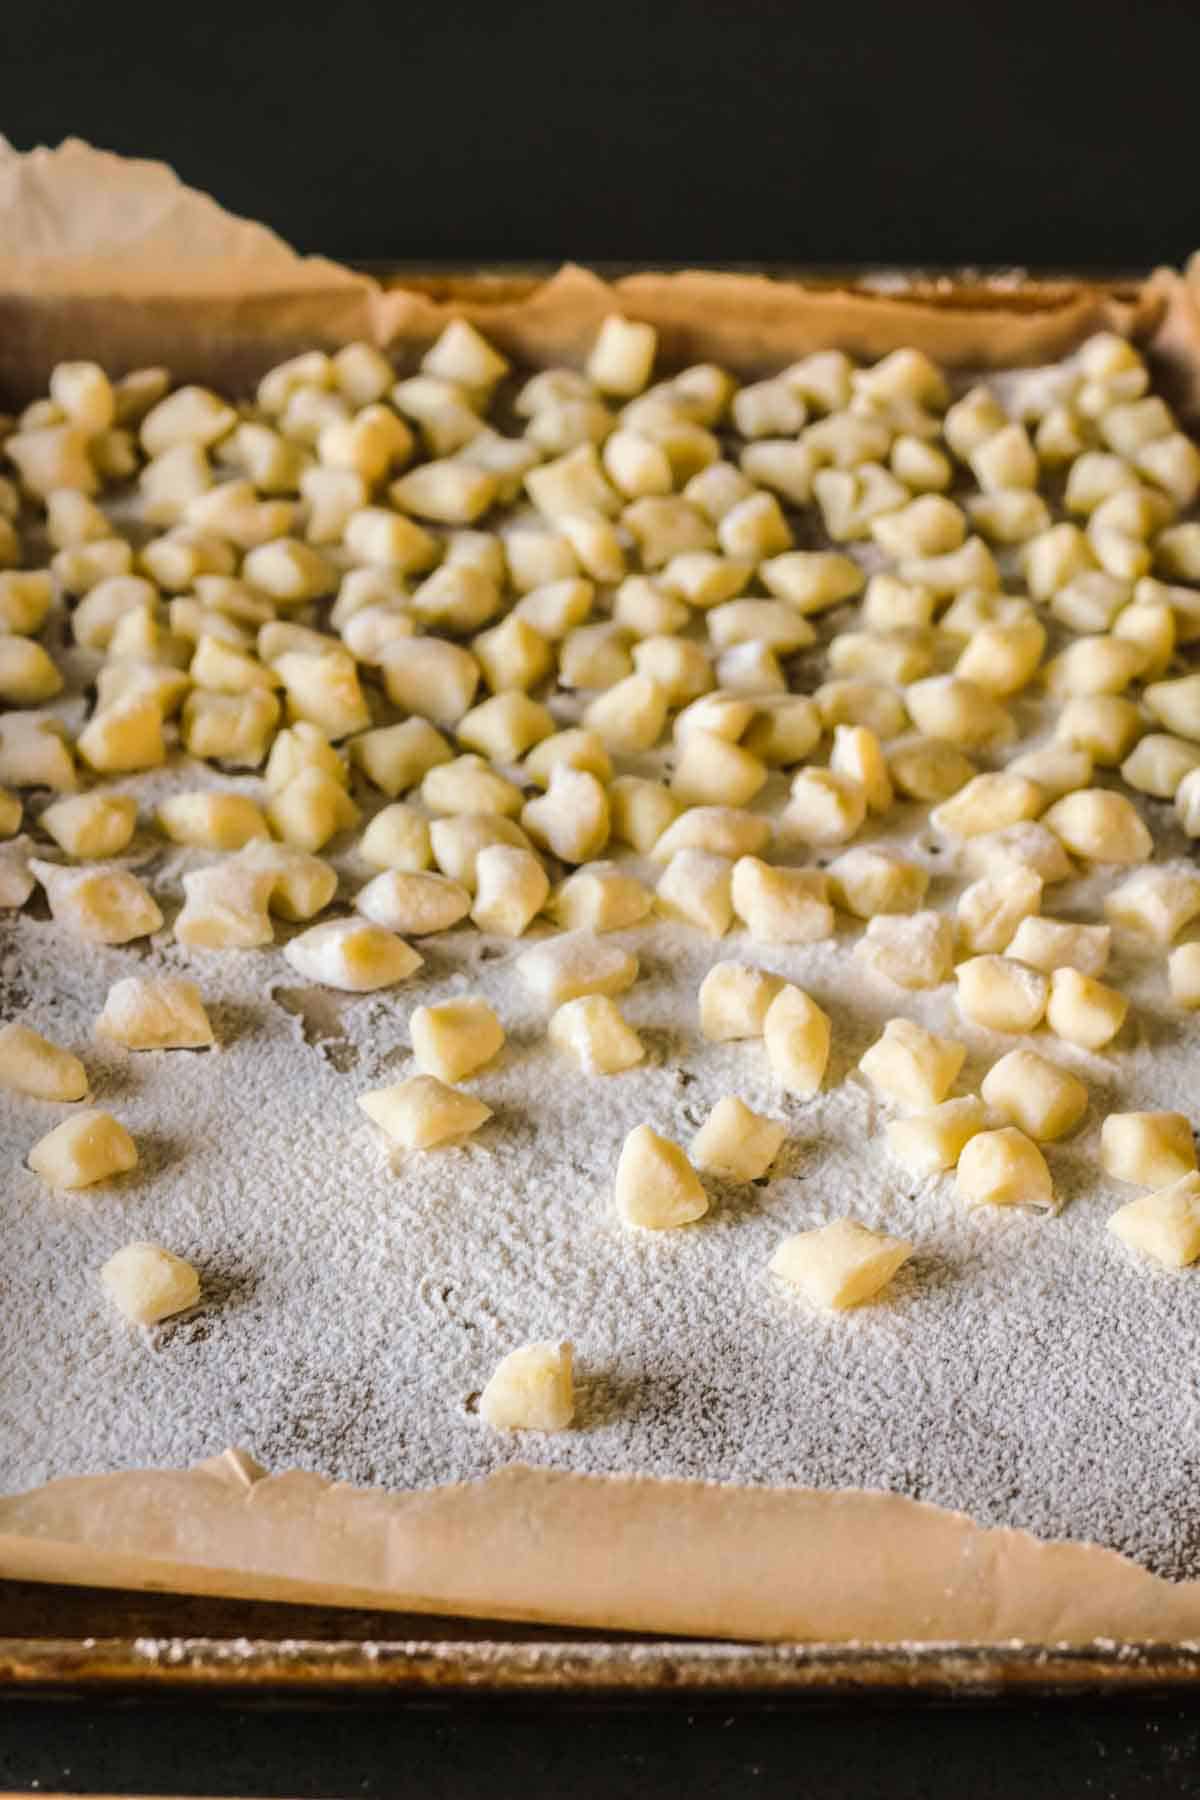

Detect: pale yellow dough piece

[615,1124,708,1230]
[763,985,831,1095]
[1100,1112,1197,1188]
[516,933,638,1009]
[479,1341,575,1432]
[28,1109,137,1189]
[548,996,645,1074]
[410,998,504,1084]
[30,859,162,946]
[282,918,422,991]
[859,1018,965,1110]
[0,1021,88,1101]
[770,1218,913,1310]
[691,1097,786,1182]
[980,1049,1088,1142]
[956,1127,1054,1211]
[95,977,215,1051]
[357,1075,492,1149]
[101,1242,201,1324]
[1108,1174,1200,1268]
[885,1098,990,1176]
[697,963,783,1040]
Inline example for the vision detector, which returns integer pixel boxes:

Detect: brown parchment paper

[5,138,1200,1644]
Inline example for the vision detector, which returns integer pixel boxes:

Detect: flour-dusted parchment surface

[2,352,1200,1586]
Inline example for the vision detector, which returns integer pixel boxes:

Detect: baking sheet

[4,138,1200,1647]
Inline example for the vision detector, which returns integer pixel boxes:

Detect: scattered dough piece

[885,1097,991,1175]
[698,962,783,1041]
[357,1075,492,1148]
[471,844,550,937]
[28,1109,137,1189]
[1100,1111,1197,1187]
[1045,967,1129,1049]
[826,847,929,918]
[283,918,422,991]
[956,868,1043,955]
[550,863,651,933]
[0,837,36,909]
[980,1048,1088,1141]
[857,911,954,989]
[157,791,270,852]
[961,822,1074,885]
[955,1127,1054,1210]
[1006,916,1111,977]
[236,840,339,922]
[730,858,834,943]
[656,848,734,938]
[516,933,638,1008]
[30,859,162,945]
[479,1341,575,1432]
[1108,1174,1200,1269]
[0,1021,88,1101]
[1041,789,1153,864]
[355,869,471,936]
[175,863,275,949]
[955,955,1049,1033]
[763,984,831,1095]
[410,997,504,1083]
[548,996,645,1074]
[769,1218,913,1310]
[1168,942,1200,1009]
[691,1096,786,1181]
[858,1018,966,1109]
[101,1242,200,1324]
[614,1124,708,1229]
[95,976,214,1051]
[40,793,137,859]
[1104,868,1200,947]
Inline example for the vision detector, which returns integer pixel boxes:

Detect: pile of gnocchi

[1,312,1199,1434]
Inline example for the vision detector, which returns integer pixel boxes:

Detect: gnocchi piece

[650,807,770,864]
[980,1048,1088,1142]
[181,689,281,767]
[94,976,215,1051]
[1045,967,1129,1050]
[28,1109,137,1189]
[956,868,1044,956]
[479,1341,575,1433]
[1107,1174,1200,1269]
[930,772,1044,839]
[236,840,338,922]
[0,717,76,792]
[100,1242,200,1325]
[1100,1112,1197,1188]
[522,768,611,865]
[614,1124,708,1229]
[429,815,532,891]
[175,863,275,949]
[1006,916,1111,977]
[457,693,555,763]
[759,550,865,614]
[656,848,734,938]
[730,857,834,943]
[858,1017,966,1109]
[1168,942,1200,1010]
[355,869,471,936]
[551,863,652,933]
[955,955,1048,1034]
[857,912,955,990]
[763,984,831,1096]
[157,792,270,852]
[769,1219,913,1311]
[470,844,550,937]
[282,917,422,991]
[961,822,1074,886]
[1008,745,1094,803]
[349,719,451,798]
[41,793,137,860]
[423,755,522,821]
[77,694,166,775]
[0,1021,88,1101]
[904,676,1014,750]
[956,1127,1054,1211]
[691,1096,786,1182]
[1041,789,1153,864]
[885,1097,991,1176]
[548,995,645,1074]
[1120,733,1200,799]
[358,1075,492,1149]
[780,769,866,847]
[31,859,162,945]
[411,997,504,1083]
[826,847,929,919]
[1104,868,1200,947]
[697,962,783,1041]
[887,737,976,802]
[517,933,637,1009]
[268,768,360,853]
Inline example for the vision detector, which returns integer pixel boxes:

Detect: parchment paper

[3,137,1200,1644]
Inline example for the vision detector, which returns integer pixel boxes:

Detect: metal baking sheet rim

[5,1635,1200,1698]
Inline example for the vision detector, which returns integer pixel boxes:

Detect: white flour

[2,361,1200,1581]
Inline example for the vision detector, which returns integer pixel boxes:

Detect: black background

[4,0,1200,269]
[5,1,1200,1791]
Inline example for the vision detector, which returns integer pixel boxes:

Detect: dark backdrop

[4,0,1199,268]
